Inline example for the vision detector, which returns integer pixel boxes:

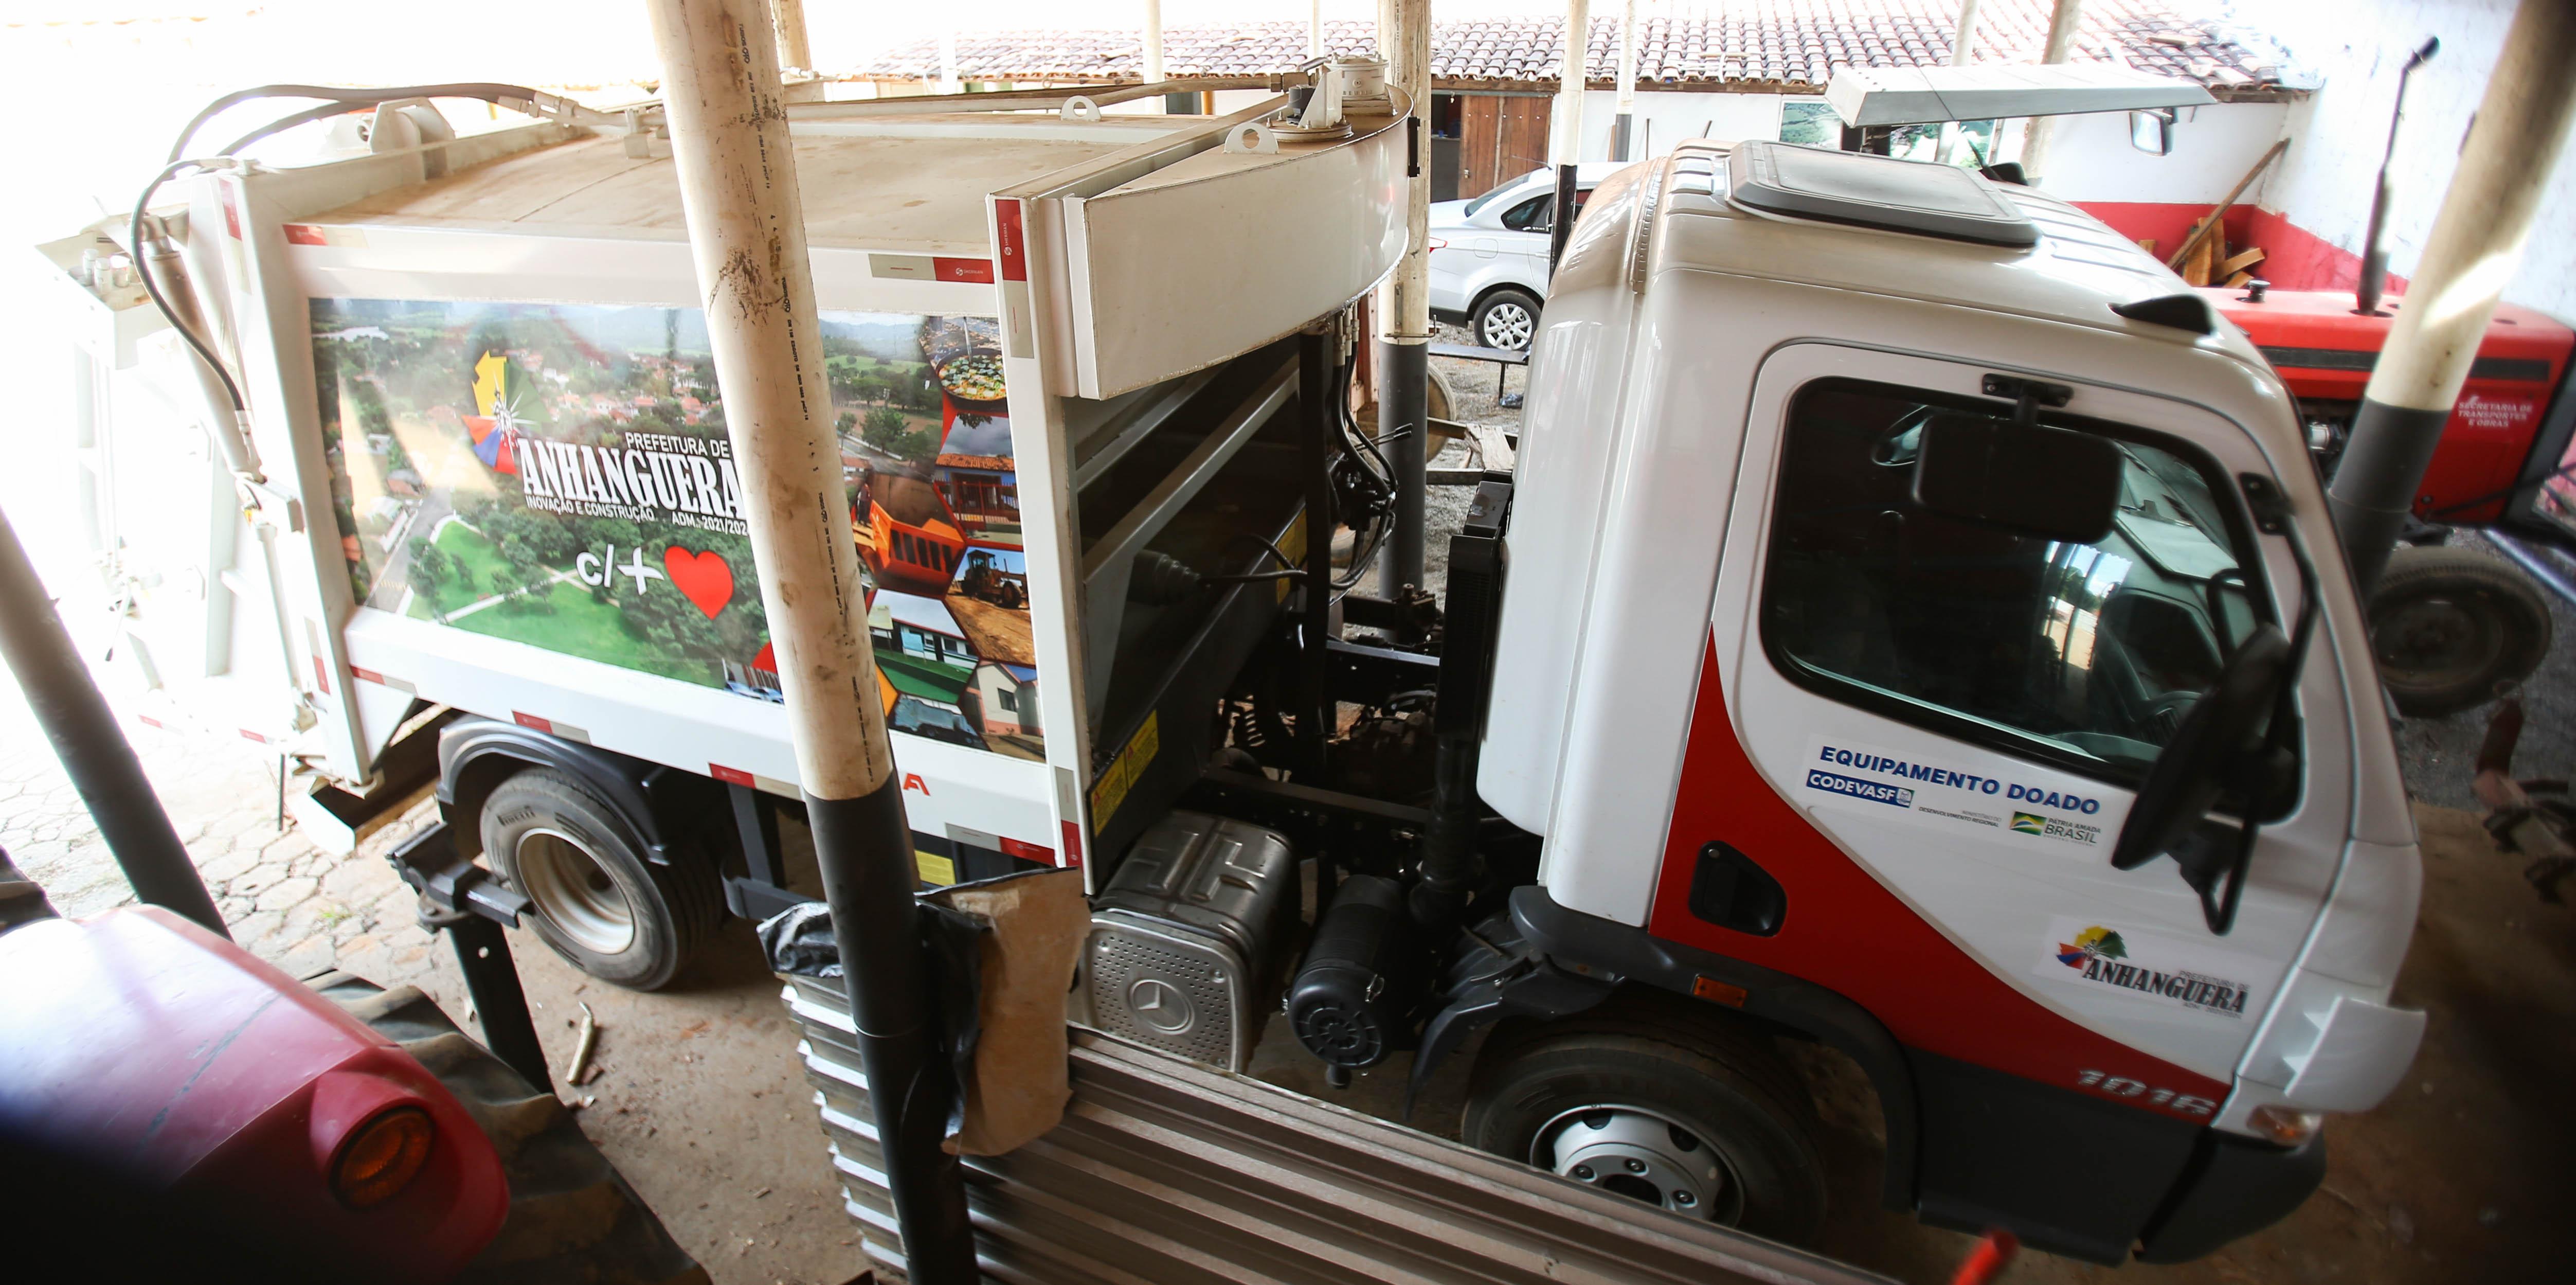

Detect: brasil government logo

[2012,812,2048,835]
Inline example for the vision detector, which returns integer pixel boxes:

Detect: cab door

[1702,345,2352,1088]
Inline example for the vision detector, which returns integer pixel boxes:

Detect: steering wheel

[2111,626,2290,873]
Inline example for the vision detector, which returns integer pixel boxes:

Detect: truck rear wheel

[1461,996,1828,1244]
[480,769,717,991]
[2370,545,2553,718]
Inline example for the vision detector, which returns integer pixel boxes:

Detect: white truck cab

[1472,139,2425,1260]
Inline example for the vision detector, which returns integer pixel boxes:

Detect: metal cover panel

[1727,140,2039,247]
[781,979,1898,1285]
[1824,64,2218,128]
[1056,105,1410,399]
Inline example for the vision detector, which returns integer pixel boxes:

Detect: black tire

[1462,994,1829,1244]
[305,970,711,1284]
[2369,545,2553,718]
[480,769,718,991]
[1470,287,1543,352]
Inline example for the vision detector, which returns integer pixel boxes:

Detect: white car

[1428,163,1626,350]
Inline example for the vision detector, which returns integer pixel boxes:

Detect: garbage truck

[38,77,2425,1266]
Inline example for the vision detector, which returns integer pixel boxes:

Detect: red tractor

[0,843,709,1283]
[2207,283,2576,715]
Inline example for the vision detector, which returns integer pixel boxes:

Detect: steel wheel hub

[2376,594,2501,685]
[516,827,636,954]
[1534,1106,1731,1220]
[1482,302,1535,350]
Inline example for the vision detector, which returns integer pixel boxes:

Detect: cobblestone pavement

[0,676,447,992]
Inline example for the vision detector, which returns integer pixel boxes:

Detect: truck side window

[1759,378,2273,786]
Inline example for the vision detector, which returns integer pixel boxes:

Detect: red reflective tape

[994,200,1028,282]
[1058,820,1084,867]
[221,187,242,240]
[932,256,996,284]
[138,715,164,729]
[350,665,385,686]
[284,223,329,246]
[512,711,553,734]
[312,654,332,694]
[239,728,268,744]
[999,836,1052,864]
[710,763,755,787]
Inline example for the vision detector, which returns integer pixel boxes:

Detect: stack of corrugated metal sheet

[777,974,1896,1285]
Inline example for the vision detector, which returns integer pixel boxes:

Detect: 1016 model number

[2077,1069,2215,1116]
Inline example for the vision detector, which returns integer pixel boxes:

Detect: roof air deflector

[1725,140,2039,247]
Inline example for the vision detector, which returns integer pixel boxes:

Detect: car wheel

[481,768,718,991]
[1462,994,1828,1244]
[1471,288,1542,352]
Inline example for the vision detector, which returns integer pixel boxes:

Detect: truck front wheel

[1462,998,1828,1244]
[481,769,718,991]
[2370,544,2554,718]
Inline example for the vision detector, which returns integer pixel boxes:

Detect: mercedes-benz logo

[1127,977,1197,1034]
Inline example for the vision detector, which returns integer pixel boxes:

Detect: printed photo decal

[314,298,1040,757]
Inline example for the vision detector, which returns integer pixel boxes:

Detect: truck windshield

[1760,379,2272,786]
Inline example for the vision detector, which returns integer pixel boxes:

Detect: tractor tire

[305,970,710,1285]
[1470,288,1543,352]
[2369,544,2554,718]
[1462,992,1829,1245]
[480,769,719,991]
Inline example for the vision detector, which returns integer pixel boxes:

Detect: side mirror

[2129,109,2175,156]
[1911,412,2122,544]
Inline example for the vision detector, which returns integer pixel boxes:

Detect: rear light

[2247,1104,2323,1146]
[331,1105,435,1208]
[1426,237,1448,251]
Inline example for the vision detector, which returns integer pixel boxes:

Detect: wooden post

[2329,0,2576,590]
[769,0,810,72]
[1934,0,1982,164]
[2015,0,2083,181]
[1144,0,1164,86]
[1554,0,1590,165]
[1613,0,1636,160]
[1376,0,1433,591]
[642,1,976,1278]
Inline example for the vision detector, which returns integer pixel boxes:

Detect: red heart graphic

[664,546,734,619]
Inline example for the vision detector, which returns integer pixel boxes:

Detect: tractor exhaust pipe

[2328,0,2576,592]
[643,2,976,1279]
[2353,37,2439,318]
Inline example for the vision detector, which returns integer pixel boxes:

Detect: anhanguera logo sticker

[2041,920,2257,1020]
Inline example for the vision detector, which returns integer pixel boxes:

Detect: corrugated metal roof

[854,3,2298,98]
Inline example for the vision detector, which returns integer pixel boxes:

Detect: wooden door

[1458,95,1552,201]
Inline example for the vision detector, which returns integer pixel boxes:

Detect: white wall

[1577,89,1784,162]
[2249,0,2576,320]
[2020,102,2291,204]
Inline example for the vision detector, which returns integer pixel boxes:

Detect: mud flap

[1405,912,1617,1116]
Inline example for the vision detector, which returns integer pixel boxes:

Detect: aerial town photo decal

[313,298,1040,760]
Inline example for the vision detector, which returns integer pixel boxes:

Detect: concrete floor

[15,660,2574,1285]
